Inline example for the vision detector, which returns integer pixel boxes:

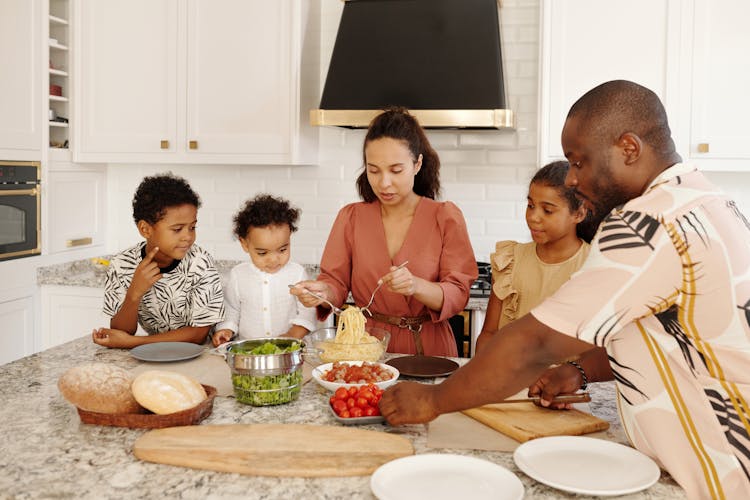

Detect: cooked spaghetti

[318,306,385,362]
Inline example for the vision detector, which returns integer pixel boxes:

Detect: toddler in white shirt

[212,194,316,345]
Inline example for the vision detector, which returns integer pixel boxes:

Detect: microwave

[0,160,41,261]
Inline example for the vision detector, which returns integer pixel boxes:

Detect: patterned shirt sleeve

[186,249,225,327]
[532,210,682,346]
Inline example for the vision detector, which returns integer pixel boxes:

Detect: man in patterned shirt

[93,173,224,348]
[380,80,750,498]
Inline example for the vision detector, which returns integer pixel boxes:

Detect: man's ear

[618,132,642,165]
[136,220,152,239]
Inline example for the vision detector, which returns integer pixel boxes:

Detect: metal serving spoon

[288,284,344,315]
[362,260,409,316]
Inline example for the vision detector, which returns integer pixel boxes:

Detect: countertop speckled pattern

[36,257,490,310]
[0,336,684,499]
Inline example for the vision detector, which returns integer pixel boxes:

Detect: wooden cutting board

[462,402,609,443]
[133,423,413,477]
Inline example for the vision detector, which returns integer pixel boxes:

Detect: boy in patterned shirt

[92,173,224,348]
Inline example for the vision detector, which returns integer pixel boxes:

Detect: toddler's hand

[289,281,332,309]
[212,329,233,347]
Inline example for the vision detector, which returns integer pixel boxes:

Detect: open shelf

[49,68,68,77]
[49,40,68,51]
[49,122,69,128]
[49,95,68,102]
[49,14,68,26]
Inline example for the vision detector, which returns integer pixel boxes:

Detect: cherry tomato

[339,409,350,418]
[334,387,349,401]
[348,386,358,397]
[364,406,377,417]
[370,405,381,416]
[350,407,364,418]
[359,389,375,402]
[356,397,369,409]
[332,399,347,415]
[329,395,336,405]
[346,397,356,409]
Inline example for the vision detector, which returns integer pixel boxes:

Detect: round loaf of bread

[131,371,207,415]
[58,363,143,414]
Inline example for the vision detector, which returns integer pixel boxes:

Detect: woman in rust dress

[291,108,477,356]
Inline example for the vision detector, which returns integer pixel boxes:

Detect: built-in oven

[0,161,41,261]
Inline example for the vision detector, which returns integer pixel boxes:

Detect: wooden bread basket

[76,384,217,429]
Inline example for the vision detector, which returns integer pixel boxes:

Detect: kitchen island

[0,336,685,499]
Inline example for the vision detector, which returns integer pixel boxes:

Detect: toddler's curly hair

[233,194,300,239]
[132,172,201,224]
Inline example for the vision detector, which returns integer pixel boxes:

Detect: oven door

[0,185,41,261]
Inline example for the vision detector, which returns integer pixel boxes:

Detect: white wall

[104,0,750,265]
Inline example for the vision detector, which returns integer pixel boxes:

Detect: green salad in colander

[229,340,303,406]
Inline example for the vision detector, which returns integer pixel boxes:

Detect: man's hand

[129,246,162,299]
[527,363,583,410]
[379,381,440,425]
[91,328,138,349]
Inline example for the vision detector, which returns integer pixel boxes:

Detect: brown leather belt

[368,311,430,331]
[368,311,431,355]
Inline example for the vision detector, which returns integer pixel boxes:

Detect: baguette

[131,370,207,415]
[58,363,143,414]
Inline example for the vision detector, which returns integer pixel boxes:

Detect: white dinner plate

[513,436,660,496]
[312,361,399,392]
[129,342,205,362]
[371,454,524,500]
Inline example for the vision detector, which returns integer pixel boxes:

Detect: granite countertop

[36,257,490,311]
[0,336,683,499]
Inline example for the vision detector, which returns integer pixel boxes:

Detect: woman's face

[364,137,422,206]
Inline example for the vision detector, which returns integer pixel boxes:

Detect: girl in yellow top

[476,161,598,352]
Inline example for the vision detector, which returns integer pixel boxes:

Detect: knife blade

[495,393,591,405]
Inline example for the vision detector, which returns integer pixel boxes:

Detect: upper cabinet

[677,0,750,171]
[538,0,682,165]
[540,0,750,171]
[73,0,317,165]
[0,0,42,158]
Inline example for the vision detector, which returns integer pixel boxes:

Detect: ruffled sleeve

[490,240,519,326]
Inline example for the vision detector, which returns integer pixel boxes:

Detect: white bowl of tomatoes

[312,360,399,392]
[329,384,385,424]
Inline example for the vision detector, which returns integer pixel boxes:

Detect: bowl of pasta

[305,307,390,364]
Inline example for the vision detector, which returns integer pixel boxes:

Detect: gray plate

[130,342,205,362]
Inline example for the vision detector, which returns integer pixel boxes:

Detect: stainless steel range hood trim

[310,109,516,129]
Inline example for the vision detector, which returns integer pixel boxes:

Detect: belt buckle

[396,317,409,329]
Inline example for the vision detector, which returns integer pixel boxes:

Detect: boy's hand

[212,329,234,347]
[129,246,162,299]
[91,328,138,349]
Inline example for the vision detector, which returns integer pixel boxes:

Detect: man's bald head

[567,80,676,159]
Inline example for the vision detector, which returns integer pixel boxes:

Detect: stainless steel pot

[224,338,304,376]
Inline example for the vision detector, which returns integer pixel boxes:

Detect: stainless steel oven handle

[0,188,38,196]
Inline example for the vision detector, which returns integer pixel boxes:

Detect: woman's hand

[91,328,138,349]
[381,264,418,296]
[212,329,233,347]
[289,280,334,309]
[527,363,584,410]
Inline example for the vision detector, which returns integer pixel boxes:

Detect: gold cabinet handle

[697,143,709,153]
[189,140,198,150]
[66,237,93,248]
[160,140,170,149]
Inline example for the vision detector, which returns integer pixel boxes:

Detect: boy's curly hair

[132,172,201,224]
[233,194,300,239]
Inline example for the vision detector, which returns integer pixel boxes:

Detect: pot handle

[208,340,238,359]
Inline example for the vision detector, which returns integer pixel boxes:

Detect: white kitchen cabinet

[0,0,42,158]
[74,0,316,165]
[45,162,106,254]
[0,294,35,365]
[538,0,683,165]
[676,0,750,171]
[40,285,107,349]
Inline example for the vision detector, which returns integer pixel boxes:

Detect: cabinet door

[539,0,682,164]
[46,166,106,253]
[0,296,35,365]
[185,0,293,161]
[76,0,178,159]
[41,286,106,349]
[686,0,750,169]
[0,0,41,155]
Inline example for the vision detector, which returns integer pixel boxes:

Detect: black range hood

[311,0,515,129]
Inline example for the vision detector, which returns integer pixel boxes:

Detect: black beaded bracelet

[567,360,588,390]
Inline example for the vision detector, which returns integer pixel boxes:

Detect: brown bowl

[76,384,217,428]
